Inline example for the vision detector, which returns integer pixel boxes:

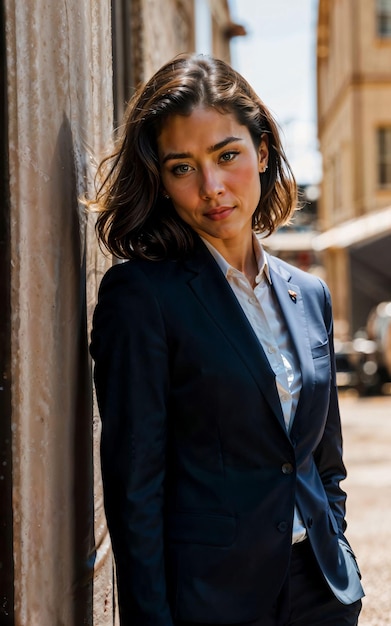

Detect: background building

[262,184,323,278]
[1,2,243,624]
[315,0,391,339]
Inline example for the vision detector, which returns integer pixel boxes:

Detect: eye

[171,163,193,176]
[219,150,239,163]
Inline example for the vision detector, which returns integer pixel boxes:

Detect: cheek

[236,151,261,180]
[169,192,197,223]
[167,181,199,211]
[235,165,261,200]
[171,204,198,230]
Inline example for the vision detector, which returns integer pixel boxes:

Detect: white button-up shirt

[202,235,307,543]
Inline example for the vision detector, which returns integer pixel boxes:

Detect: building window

[377,0,391,37]
[378,127,391,186]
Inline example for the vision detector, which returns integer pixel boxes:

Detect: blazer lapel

[183,241,286,430]
[267,255,315,424]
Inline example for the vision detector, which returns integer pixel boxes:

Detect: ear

[258,133,269,174]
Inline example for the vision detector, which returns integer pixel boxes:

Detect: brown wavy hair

[92,53,297,260]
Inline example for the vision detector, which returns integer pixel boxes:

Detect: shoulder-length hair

[92,53,297,260]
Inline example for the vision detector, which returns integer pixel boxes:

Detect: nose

[199,166,225,200]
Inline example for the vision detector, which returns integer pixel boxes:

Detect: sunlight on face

[158,106,268,254]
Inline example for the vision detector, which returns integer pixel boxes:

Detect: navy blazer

[91,237,364,625]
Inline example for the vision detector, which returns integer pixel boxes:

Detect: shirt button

[281,394,290,403]
[267,346,275,354]
[277,521,289,533]
[281,463,294,475]
[248,296,257,305]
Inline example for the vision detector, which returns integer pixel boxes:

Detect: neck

[207,233,259,287]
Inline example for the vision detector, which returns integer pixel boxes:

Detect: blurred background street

[340,393,391,626]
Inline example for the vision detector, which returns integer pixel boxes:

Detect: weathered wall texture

[4,0,236,623]
[141,0,195,80]
[123,0,195,90]
[5,1,113,623]
[128,0,231,89]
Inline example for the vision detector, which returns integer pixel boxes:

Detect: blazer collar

[183,239,286,430]
[266,254,316,426]
[200,233,272,285]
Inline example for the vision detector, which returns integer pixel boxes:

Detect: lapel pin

[288,289,297,303]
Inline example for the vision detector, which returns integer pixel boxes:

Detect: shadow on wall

[49,113,96,624]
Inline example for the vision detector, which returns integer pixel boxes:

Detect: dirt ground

[339,393,391,625]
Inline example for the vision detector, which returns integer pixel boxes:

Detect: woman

[90,54,364,625]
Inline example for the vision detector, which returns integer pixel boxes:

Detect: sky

[228,0,321,186]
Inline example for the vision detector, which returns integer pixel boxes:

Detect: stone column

[4,0,114,623]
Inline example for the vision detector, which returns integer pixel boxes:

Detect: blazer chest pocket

[168,512,237,547]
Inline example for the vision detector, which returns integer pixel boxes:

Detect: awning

[260,231,316,252]
[312,206,391,251]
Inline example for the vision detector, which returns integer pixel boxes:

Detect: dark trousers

[176,540,362,626]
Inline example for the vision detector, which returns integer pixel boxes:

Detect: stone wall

[3,1,234,623]
[4,1,113,623]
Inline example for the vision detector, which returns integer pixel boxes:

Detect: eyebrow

[161,136,243,164]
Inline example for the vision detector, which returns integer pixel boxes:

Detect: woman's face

[157,106,268,251]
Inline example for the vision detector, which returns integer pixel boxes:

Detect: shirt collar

[200,233,272,285]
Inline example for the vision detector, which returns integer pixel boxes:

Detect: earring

[163,192,170,199]
[263,164,268,173]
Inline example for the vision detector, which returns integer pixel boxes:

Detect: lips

[204,206,235,221]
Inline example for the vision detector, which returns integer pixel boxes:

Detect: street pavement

[339,392,391,625]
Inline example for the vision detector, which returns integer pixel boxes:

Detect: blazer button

[277,521,289,533]
[281,462,294,475]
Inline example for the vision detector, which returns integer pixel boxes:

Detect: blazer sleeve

[90,262,173,626]
[313,280,348,534]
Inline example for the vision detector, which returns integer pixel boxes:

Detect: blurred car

[366,302,391,392]
[334,302,391,396]
[351,335,381,396]
[334,336,380,396]
[334,339,360,391]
